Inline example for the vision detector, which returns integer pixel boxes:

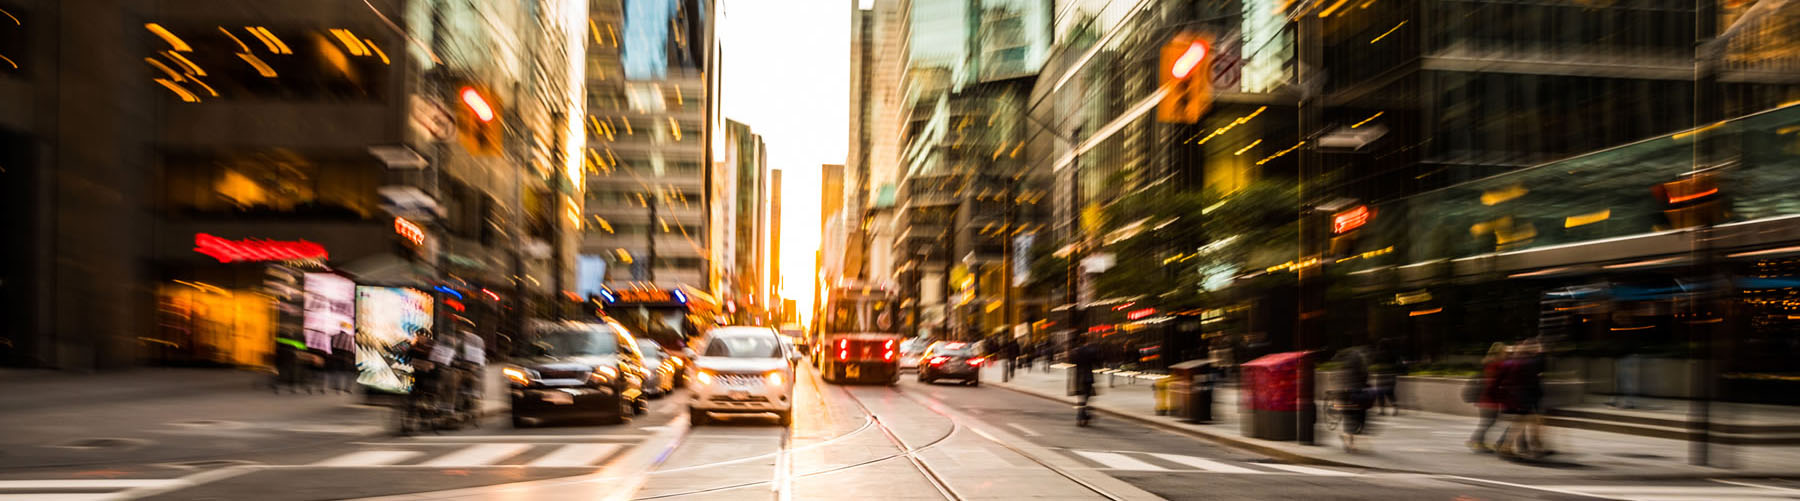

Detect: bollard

[1153,378,1171,415]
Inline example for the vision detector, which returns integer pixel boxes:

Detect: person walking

[1000,337,1019,382]
[328,327,357,394]
[1370,340,1401,415]
[1495,339,1549,459]
[1069,334,1102,426]
[1468,342,1509,452]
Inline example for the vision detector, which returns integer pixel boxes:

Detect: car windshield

[636,340,665,359]
[703,335,783,358]
[933,342,975,355]
[527,325,618,357]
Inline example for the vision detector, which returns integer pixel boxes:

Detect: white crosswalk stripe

[420,443,534,466]
[1067,450,1365,477]
[1145,453,1262,474]
[0,479,186,501]
[312,450,426,466]
[1540,485,1800,501]
[1254,463,1359,477]
[527,443,623,467]
[1071,450,1169,471]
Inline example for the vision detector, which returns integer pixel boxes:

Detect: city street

[4,362,1796,500]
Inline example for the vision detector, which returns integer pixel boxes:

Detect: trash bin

[1168,359,1216,423]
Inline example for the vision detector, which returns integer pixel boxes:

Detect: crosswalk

[1534,482,1800,501]
[1066,449,1363,477]
[0,478,185,500]
[309,441,628,468]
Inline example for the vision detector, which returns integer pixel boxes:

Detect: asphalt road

[4,362,1798,500]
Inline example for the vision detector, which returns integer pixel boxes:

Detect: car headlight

[503,367,535,386]
[590,366,618,384]
[695,370,713,385]
[765,371,783,386]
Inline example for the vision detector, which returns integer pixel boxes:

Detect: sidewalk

[0,367,509,470]
[981,364,1800,479]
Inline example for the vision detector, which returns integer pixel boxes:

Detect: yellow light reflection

[1370,21,1407,44]
[1480,184,1526,205]
[187,75,220,97]
[153,78,199,102]
[145,57,183,81]
[329,29,369,56]
[667,116,681,141]
[247,26,291,54]
[145,23,192,52]
[237,53,277,77]
[163,51,205,76]
[1351,111,1384,128]
[364,39,389,64]
[1234,139,1262,156]
[0,54,15,69]
[1564,209,1611,228]
[219,27,250,52]
[1316,0,1351,17]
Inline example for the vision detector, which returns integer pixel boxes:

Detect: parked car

[917,341,983,386]
[635,338,678,397]
[688,326,795,426]
[505,320,650,427]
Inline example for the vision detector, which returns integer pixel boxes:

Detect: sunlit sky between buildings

[718,0,849,325]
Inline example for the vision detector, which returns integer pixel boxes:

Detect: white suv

[688,326,795,426]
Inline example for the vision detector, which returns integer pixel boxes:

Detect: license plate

[728,391,749,400]
[542,392,574,405]
[846,365,861,378]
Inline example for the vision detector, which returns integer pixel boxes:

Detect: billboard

[354,286,433,393]
[302,273,355,353]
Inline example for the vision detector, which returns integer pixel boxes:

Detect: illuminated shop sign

[1332,205,1373,234]
[394,217,425,246]
[611,288,675,304]
[194,233,328,263]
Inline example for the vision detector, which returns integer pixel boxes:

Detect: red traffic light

[1170,40,1209,79]
[460,86,495,122]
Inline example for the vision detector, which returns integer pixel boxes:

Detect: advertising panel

[355,286,434,393]
[302,273,355,353]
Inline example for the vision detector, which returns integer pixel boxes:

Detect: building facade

[0,0,585,369]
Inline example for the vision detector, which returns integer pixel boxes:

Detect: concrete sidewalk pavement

[980,363,1800,479]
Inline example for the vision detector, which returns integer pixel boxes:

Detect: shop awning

[336,253,434,288]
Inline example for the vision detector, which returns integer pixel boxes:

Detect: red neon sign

[194,233,328,263]
[394,217,425,246]
[1126,308,1157,320]
[1333,205,1373,234]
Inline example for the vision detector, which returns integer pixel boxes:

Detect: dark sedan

[917,341,983,386]
[506,321,650,427]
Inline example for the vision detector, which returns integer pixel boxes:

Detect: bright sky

[718,1,848,325]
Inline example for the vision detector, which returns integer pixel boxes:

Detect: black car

[505,321,650,427]
[917,341,983,386]
[635,338,678,397]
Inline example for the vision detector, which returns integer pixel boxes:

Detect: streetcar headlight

[765,371,784,386]
[695,370,714,385]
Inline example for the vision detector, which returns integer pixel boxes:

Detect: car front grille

[715,372,765,386]
[538,369,590,380]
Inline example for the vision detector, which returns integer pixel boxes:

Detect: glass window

[703,334,782,358]
[160,150,380,219]
[144,25,388,101]
[527,324,620,357]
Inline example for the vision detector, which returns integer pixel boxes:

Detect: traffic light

[1653,173,1724,229]
[456,85,503,156]
[1157,32,1213,124]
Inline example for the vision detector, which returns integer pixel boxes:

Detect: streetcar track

[894,387,1127,501]
[633,382,964,500]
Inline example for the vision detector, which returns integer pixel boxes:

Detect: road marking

[1145,453,1261,474]
[312,450,425,467]
[0,495,116,500]
[1256,463,1359,476]
[420,444,532,466]
[1715,479,1800,495]
[1005,423,1043,437]
[527,443,623,467]
[0,479,181,490]
[1072,450,1169,471]
[402,434,643,442]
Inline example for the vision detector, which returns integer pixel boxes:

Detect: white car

[688,326,795,426]
[898,338,929,372]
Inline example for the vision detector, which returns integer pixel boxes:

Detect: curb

[987,378,1387,472]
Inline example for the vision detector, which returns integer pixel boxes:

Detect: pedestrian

[1330,347,1374,451]
[1000,337,1019,382]
[328,327,357,394]
[1467,342,1508,453]
[1608,351,1641,409]
[1068,334,1102,426]
[1370,340,1401,415]
[1495,339,1549,458]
